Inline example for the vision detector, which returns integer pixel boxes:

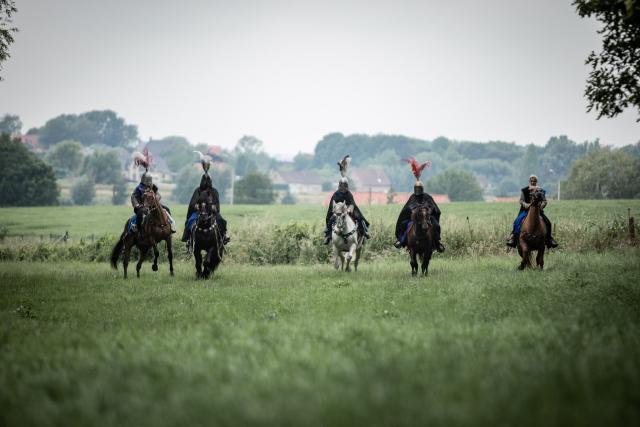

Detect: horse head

[411,204,432,233]
[196,201,216,229]
[529,186,545,207]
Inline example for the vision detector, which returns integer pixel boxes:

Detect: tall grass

[1,252,639,426]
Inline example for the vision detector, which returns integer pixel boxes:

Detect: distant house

[17,134,42,153]
[350,167,391,193]
[271,170,324,194]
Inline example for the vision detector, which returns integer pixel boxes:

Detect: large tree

[425,169,484,202]
[82,149,122,184]
[234,173,275,204]
[0,134,58,206]
[574,0,640,120]
[562,148,640,199]
[0,113,21,135]
[45,140,84,177]
[0,0,17,80]
[36,110,138,148]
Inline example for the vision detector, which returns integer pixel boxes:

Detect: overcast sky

[0,0,637,158]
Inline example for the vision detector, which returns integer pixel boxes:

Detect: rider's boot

[435,240,445,253]
[170,222,176,233]
[323,227,331,245]
[360,221,370,239]
[506,233,518,248]
[180,228,190,243]
[547,236,558,248]
[393,240,403,249]
[223,232,231,245]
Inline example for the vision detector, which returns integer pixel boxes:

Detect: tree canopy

[425,169,484,202]
[45,140,84,177]
[574,0,640,121]
[0,134,58,206]
[35,110,138,148]
[0,0,17,80]
[0,113,21,135]
[234,173,275,204]
[562,148,640,199]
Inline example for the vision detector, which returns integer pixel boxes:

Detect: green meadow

[1,201,639,426]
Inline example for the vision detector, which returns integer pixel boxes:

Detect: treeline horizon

[1,110,639,205]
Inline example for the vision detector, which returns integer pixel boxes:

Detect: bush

[71,177,96,205]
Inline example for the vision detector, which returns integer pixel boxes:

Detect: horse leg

[410,249,418,276]
[333,246,340,270]
[122,241,132,279]
[166,238,174,276]
[152,245,159,271]
[536,247,545,270]
[518,242,528,270]
[136,246,150,278]
[422,248,432,276]
[354,245,361,272]
[194,246,203,279]
[345,243,355,272]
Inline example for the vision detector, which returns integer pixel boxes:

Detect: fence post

[466,216,473,239]
[629,208,636,242]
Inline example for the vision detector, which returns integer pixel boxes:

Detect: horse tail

[110,230,126,269]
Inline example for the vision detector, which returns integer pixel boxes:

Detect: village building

[349,167,391,193]
[270,170,324,195]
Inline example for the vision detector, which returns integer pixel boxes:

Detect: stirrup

[393,240,403,249]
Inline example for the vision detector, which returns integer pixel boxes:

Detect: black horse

[191,201,224,279]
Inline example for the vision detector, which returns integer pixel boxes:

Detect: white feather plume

[337,155,351,177]
[194,150,212,172]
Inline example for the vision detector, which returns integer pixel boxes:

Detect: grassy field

[1,199,638,238]
[1,251,639,426]
[1,202,639,425]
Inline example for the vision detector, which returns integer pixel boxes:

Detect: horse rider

[130,173,176,234]
[506,175,558,248]
[323,177,370,244]
[181,173,230,245]
[393,180,445,252]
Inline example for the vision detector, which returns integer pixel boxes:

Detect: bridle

[333,205,357,243]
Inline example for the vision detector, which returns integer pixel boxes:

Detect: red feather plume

[403,157,431,179]
[133,148,153,171]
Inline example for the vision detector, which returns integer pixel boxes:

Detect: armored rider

[181,173,230,246]
[393,180,445,252]
[323,176,370,244]
[130,172,176,233]
[506,175,558,248]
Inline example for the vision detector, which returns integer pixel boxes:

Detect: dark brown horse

[406,204,434,276]
[518,187,547,270]
[110,190,174,278]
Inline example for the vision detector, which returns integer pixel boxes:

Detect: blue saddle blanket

[400,220,413,244]
[127,215,137,234]
[513,211,528,235]
[186,212,197,230]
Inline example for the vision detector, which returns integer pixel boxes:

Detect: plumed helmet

[141,173,153,186]
[414,180,424,195]
[199,173,213,190]
[338,177,349,192]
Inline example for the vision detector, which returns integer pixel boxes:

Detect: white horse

[331,201,364,272]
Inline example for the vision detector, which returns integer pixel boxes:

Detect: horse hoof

[152,265,158,271]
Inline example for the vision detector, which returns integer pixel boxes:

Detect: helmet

[338,177,349,192]
[414,180,424,195]
[141,173,153,186]
[199,173,213,190]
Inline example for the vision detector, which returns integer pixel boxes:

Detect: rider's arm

[519,192,530,210]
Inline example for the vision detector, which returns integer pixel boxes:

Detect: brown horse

[406,204,434,276]
[517,187,547,270]
[110,190,174,278]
